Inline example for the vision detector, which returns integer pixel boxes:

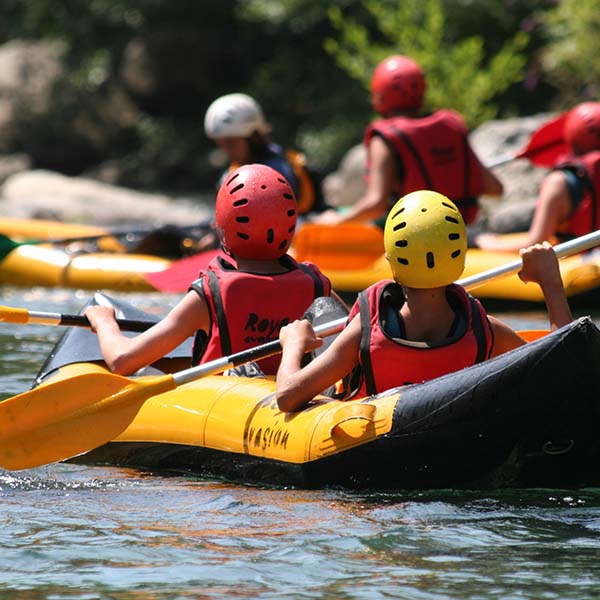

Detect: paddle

[456,229,600,290]
[0,305,153,332]
[2,228,599,472]
[0,316,348,471]
[487,112,569,169]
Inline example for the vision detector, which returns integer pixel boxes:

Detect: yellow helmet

[384,190,466,288]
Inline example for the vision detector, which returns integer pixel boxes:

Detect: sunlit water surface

[1,286,600,599]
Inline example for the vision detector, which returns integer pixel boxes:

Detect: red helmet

[371,55,426,115]
[564,102,600,155]
[216,164,297,260]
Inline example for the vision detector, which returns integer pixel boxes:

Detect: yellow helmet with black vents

[384,190,466,288]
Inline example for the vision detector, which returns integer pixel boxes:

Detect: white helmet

[204,93,271,139]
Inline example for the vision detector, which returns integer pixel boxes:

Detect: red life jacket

[348,281,493,396]
[556,151,600,237]
[189,255,331,375]
[365,109,484,223]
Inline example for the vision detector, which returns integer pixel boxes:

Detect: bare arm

[84,290,210,375]
[476,171,572,252]
[479,162,504,197]
[487,241,572,357]
[276,316,362,412]
[314,136,397,225]
[517,241,572,330]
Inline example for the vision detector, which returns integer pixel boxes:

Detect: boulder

[0,170,208,225]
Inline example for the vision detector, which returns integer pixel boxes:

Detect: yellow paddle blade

[0,305,29,324]
[0,371,176,471]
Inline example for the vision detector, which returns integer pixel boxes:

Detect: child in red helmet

[85,164,343,376]
[316,55,503,227]
[476,102,600,252]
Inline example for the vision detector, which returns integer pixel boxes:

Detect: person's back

[84,164,336,377]
[188,164,332,374]
[366,108,485,224]
[314,55,502,227]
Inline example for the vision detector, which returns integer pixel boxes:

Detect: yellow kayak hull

[293,224,600,302]
[0,244,169,291]
[0,216,108,240]
[32,293,600,489]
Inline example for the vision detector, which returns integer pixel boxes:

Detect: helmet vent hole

[267,229,274,243]
[231,183,244,194]
[442,202,456,210]
[421,208,427,213]
[278,240,288,250]
[426,252,435,269]
[233,199,248,207]
[288,225,295,234]
[395,240,408,248]
[393,222,407,231]
[284,193,294,200]
[236,232,249,240]
[261,185,267,190]
[287,209,296,217]
[225,173,240,186]
[396,258,409,266]
[391,207,405,219]
[445,216,459,224]
[448,233,460,240]
[235,216,249,223]
[451,250,462,258]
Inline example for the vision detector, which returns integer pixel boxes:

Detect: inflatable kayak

[292,224,600,304]
[144,224,600,304]
[0,244,169,291]
[0,216,110,241]
[29,294,600,490]
[0,218,217,291]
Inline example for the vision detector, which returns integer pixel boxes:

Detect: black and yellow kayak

[27,293,600,490]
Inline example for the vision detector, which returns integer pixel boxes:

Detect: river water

[1,286,600,599]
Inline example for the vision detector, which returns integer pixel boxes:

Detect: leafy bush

[325,0,530,127]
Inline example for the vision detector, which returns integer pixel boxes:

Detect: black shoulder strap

[189,277,209,366]
[468,294,490,363]
[297,262,325,298]
[205,269,232,356]
[358,291,377,396]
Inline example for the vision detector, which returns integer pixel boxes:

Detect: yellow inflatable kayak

[0,216,109,241]
[0,244,169,291]
[293,224,600,303]
[27,293,600,489]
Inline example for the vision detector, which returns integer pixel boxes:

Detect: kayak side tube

[70,317,600,490]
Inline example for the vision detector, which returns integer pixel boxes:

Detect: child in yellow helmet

[276,190,573,412]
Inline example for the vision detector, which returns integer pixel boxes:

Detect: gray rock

[0,169,208,226]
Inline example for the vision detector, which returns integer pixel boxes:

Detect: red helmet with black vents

[564,102,600,155]
[215,164,297,260]
[371,55,426,115]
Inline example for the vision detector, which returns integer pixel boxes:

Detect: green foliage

[325,0,530,126]
[539,0,600,105]
[0,0,580,191]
